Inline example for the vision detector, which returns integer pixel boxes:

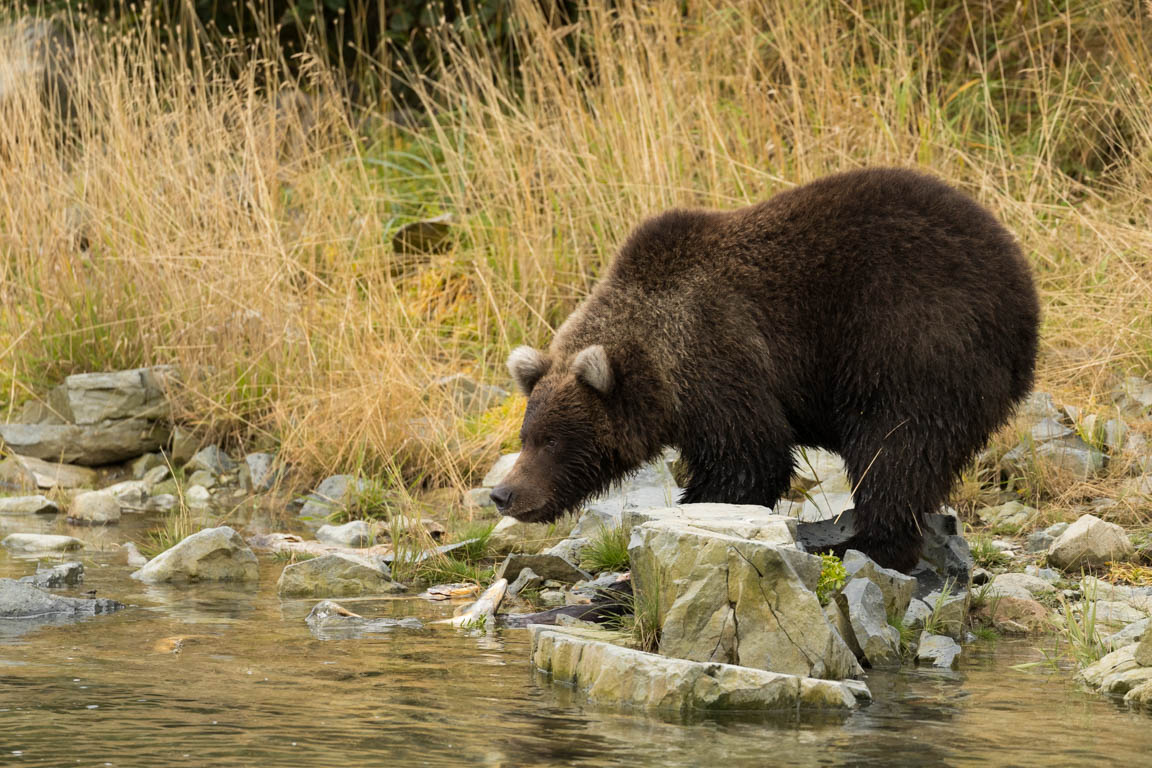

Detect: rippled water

[2,513,1150,767]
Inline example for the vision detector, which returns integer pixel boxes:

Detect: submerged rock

[305,600,423,640]
[917,633,961,669]
[1,533,84,553]
[131,526,258,583]
[277,553,403,598]
[18,561,84,588]
[1047,514,1134,570]
[530,625,866,712]
[0,578,122,620]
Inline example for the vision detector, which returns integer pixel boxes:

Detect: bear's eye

[545,437,557,450]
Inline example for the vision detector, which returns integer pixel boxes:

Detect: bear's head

[489,344,623,523]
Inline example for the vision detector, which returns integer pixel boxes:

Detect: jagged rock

[836,578,901,668]
[0,495,59,515]
[842,550,916,618]
[277,553,403,598]
[131,526,258,583]
[630,518,861,680]
[977,501,1037,531]
[1002,436,1104,480]
[315,520,381,548]
[101,479,151,507]
[624,503,798,548]
[987,572,1056,601]
[0,420,170,466]
[903,598,933,633]
[1,533,84,553]
[1137,631,1152,667]
[921,588,969,639]
[299,474,368,518]
[917,632,961,668]
[496,553,591,584]
[1019,391,1062,422]
[68,490,121,524]
[18,561,83,588]
[1078,644,1139,689]
[184,485,211,508]
[1026,522,1069,553]
[530,625,866,712]
[1125,680,1152,711]
[542,537,588,566]
[121,541,148,567]
[1113,376,1152,417]
[507,567,543,597]
[0,455,96,489]
[185,445,236,475]
[170,426,199,465]
[481,453,520,488]
[972,596,1048,635]
[305,600,423,640]
[0,579,121,621]
[245,453,277,491]
[46,367,173,424]
[1047,514,1134,570]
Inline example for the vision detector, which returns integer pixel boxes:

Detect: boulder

[1137,631,1152,667]
[185,485,211,508]
[1125,680,1152,711]
[1,533,84,553]
[46,367,172,424]
[244,452,277,491]
[486,515,555,555]
[185,445,236,475]
[299,474,368,518]
[1047,514,1134,570]
[835,578,901,668]
[629,518,860,680]
[917,632,961,669]
[972,596,1048,635]
[315,520,382,548]
[1078,644,1139,689]
[0,455,96,489]
[0,495,59,515]
[131,526,258,583]
[68,490,121,524]
[0,578,121,620]
[277,553,403,598]
[0,420,170,466]
[102,480,151,506]
[530,625,866,712]
[986,572,1056,601]
[496,553,591,584]
[18,561,84,588]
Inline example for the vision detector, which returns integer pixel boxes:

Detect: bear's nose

[489,485,513,511]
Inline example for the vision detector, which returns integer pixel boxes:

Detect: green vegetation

[580,524,631,573]
[816,552,848,606]
[969,534,1012,570]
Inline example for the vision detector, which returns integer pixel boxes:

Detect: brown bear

[490,168,1039,572]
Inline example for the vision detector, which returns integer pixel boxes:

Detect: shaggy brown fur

[491,168,1039,572]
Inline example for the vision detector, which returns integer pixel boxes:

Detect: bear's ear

[573,345,613,396]
[507,346,550,395]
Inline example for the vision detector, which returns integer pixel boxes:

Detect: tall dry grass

[1,1,1150,497]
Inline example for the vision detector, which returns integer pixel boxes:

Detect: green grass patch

[580,524,631,573]
[816,552,848,606]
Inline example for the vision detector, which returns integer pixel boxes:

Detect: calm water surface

[1,513,1149,767]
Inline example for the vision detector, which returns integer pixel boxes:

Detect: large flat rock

[0,419,170,466]
[530,625,866,713]
[131,526,258,583]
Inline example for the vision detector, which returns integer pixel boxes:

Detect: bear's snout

[489,485,513,511]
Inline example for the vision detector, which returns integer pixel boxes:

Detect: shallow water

[2,513,1150,767]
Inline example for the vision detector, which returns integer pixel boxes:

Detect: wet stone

[0,578,122,620]
[305,600,423,640]
[917,632,961,669]
[1,533,84,553]
[496,552,591,584]
[185,445,236,475]
[18,561,83,588]
[277,553,403,598]
[131,526,258,583]
[0,495,59,515]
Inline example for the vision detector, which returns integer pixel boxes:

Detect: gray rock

[0,455,97,489]
[507,567,543,597]
[131,453,165,479]
[481,453,520,488]
[1026,522,1069,553]
[244,453,277,491]
[1,533,84,553]
[186,470,217,490]
[121,541,148,567]
[0,578,121,621]
[630,519,861,680]
[68,490,121,524]
[18,561,83,588]
[1047,514,1134,570]
[921,588,969,640]
[538,589,566,606]
[184,485,211,508]
[141,464,170,487]
[842,549,916,619]
[1103,419,1128,453]
[0,420,170,466]
[464,487,493,509]
[836,578,901,668]
[170,426,199,465]
[587,458,682,525]
[315,520,381,548]
[0,495,59,515]
[431,374,508,415]
[542,537,588,566]
[185,445,236,475]
[1023,565,1062,583]
[1003,436,1104,480]
[131,526,258,583]
[987,572,1056,601]
[1114,376,1152,417]
[486,515,555,555]
[903,598,933,633]
[47,367,173,424]
[1030,417,1073,442]
[101,479,151,506]
[299,474,368,518]
[1078,645,1139,689]
[917,632,961,669]
[278,553,403,598]
[1137,628,1152,667]
[624,503,798,549]
[971,567,993,586]
[305,600,423,640]
[530,625,866,712]
[145,494,177,513]
[977,501,1037,531]
[496,553,591,584]
[1019,391,1063,422]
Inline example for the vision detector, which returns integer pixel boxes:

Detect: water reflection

[0,547,1150,767]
